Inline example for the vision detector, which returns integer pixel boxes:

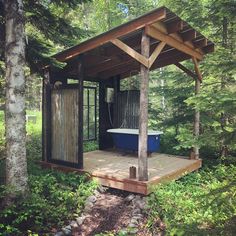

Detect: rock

[93,190,100,196]
[76,216,86,225]
[135,199,146,210]
[132,214,143,220]
[129,228,139,234]
[55,232,64,236]
[62,226,72,236]
[125,194,135,202]
[130,218,138,225]
[132,208,141,215]
[87,195,97,203]
[133,195,141,201]
[97,186,108,193]
[70,220,78,228]
[128,223,137,228]
[84,201,94,213]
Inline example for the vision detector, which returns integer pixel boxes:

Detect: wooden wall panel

[51,89,79,163]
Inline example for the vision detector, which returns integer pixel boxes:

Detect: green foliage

[147,164,236,235]
[0,168,97,235]
[0,111,98,235]
[84,140,99,152]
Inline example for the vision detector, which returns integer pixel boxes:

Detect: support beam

[111,39,149,67]
[145,25,203,60]
[77,55,84,168]
[148,41,166,68]
[138,30,150,181]
[174,62,197,79]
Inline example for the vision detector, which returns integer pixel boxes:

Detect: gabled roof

[52,6,214,81]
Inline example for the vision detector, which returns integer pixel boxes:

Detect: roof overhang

[50,6,214,81]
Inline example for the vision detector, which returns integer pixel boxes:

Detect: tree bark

[4,0,28,193]
[138,30,150,181]
[193,78,200,159]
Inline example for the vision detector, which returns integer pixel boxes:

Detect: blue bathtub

[107,128,163,153]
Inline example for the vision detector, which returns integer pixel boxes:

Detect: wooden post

[138,30,150,181]
[42,70,52,162]
[192,58,201,159]
[129,166,137,179]
[77,55,84,168]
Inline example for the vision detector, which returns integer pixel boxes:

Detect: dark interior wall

[117,90,140,129]
[99,76,120,150]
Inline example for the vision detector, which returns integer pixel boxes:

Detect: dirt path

[72,189,152,236]
[55,188,165,236]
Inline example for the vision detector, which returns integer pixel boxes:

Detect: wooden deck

[40,150,201,195]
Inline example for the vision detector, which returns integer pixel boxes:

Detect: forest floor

[60,188,159,236]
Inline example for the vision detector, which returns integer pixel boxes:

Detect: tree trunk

[193,78,200,159]
[220,17,228,157]
[4,0,28,193]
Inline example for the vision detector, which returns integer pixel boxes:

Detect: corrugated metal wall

[51,89,79,163]
[117,90,140,128]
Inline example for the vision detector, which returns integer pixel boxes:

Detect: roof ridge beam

[145,25,203,60]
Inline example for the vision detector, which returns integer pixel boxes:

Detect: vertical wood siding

[117,90,140,128]
[51,89,79,163]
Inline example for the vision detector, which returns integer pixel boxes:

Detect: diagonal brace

[111,38,149,67]
[174,62,197,79]
[111,38,166,68]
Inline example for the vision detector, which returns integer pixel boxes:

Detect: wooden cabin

[41,6,214,195]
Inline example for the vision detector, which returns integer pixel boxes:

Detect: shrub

[147,164,236,235]
[0,168,97,235]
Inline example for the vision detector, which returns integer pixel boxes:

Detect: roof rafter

[145,25,203,60]
[54,7,167,61]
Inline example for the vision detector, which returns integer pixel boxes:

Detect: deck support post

[192,57,201,159]
[77,55,84,168]
[138,30,150,181]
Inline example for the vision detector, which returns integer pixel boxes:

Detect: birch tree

[4,0,28,193]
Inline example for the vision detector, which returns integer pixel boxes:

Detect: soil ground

[72,189,152,236]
